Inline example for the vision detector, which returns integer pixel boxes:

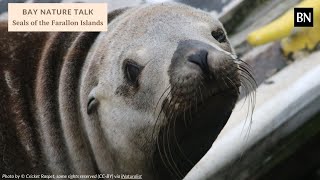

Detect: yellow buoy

[247,0,320,56]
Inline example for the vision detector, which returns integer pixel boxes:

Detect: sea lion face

[84,3,242,179]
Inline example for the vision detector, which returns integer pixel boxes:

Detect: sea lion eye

[124,60,143,85]
[211,29,227,43]
[87,96,98,115]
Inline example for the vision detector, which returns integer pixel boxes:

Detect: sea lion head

[81,3,253,179]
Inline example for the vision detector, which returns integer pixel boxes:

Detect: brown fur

[0,22,99,174]
[0,8,129,174]
[0,22,47,173]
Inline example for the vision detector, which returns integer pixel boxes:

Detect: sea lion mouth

[174,86,239,141]
[168,83,240,113]
[168,84,240,136]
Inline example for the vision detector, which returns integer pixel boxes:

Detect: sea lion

[0,2,254,179]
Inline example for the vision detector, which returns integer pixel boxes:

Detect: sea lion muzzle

[156,39,241,179]
[168,39,240,106]
[173,39,236,79]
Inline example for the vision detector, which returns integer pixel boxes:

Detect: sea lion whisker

[225,60,256,180]
[188,100,193,126]
[230,58,257,140]
[156,130,174,178]
[238,71,256,94]
[225,75,239,93]
[199,79,208,100]
[198,86,205,105]
[240,73,257,105]
[151,88,172,141]
[234,58,250,67]
[239,71,256,92]
[155,87,181,178]
[238,67,256,146]
[236,72,254,111]
[239,75,254,131]
[151,85,172,140]
[238,65,255,79]
[183,104,188,128]
[194,89,199,113]
[161,93,197,177]
[237,62,256,86]
[161,107,179,179]
[235,58,253,71]
[219,70,231,90]
[166,112,184,179]
[154,85,171,115]
[198,73,210,98]
[173,109,194,167]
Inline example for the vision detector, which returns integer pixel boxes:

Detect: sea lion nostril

[187,50,209,74]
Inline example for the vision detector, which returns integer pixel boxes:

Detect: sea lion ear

[108,7,131,23]
[87,87,99,115]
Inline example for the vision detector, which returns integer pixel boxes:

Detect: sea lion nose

[171,40,233,79]
[187,50,209,74]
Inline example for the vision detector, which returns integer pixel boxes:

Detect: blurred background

[1,0,320,179]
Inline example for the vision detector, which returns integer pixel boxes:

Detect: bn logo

[294,8,313,27]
